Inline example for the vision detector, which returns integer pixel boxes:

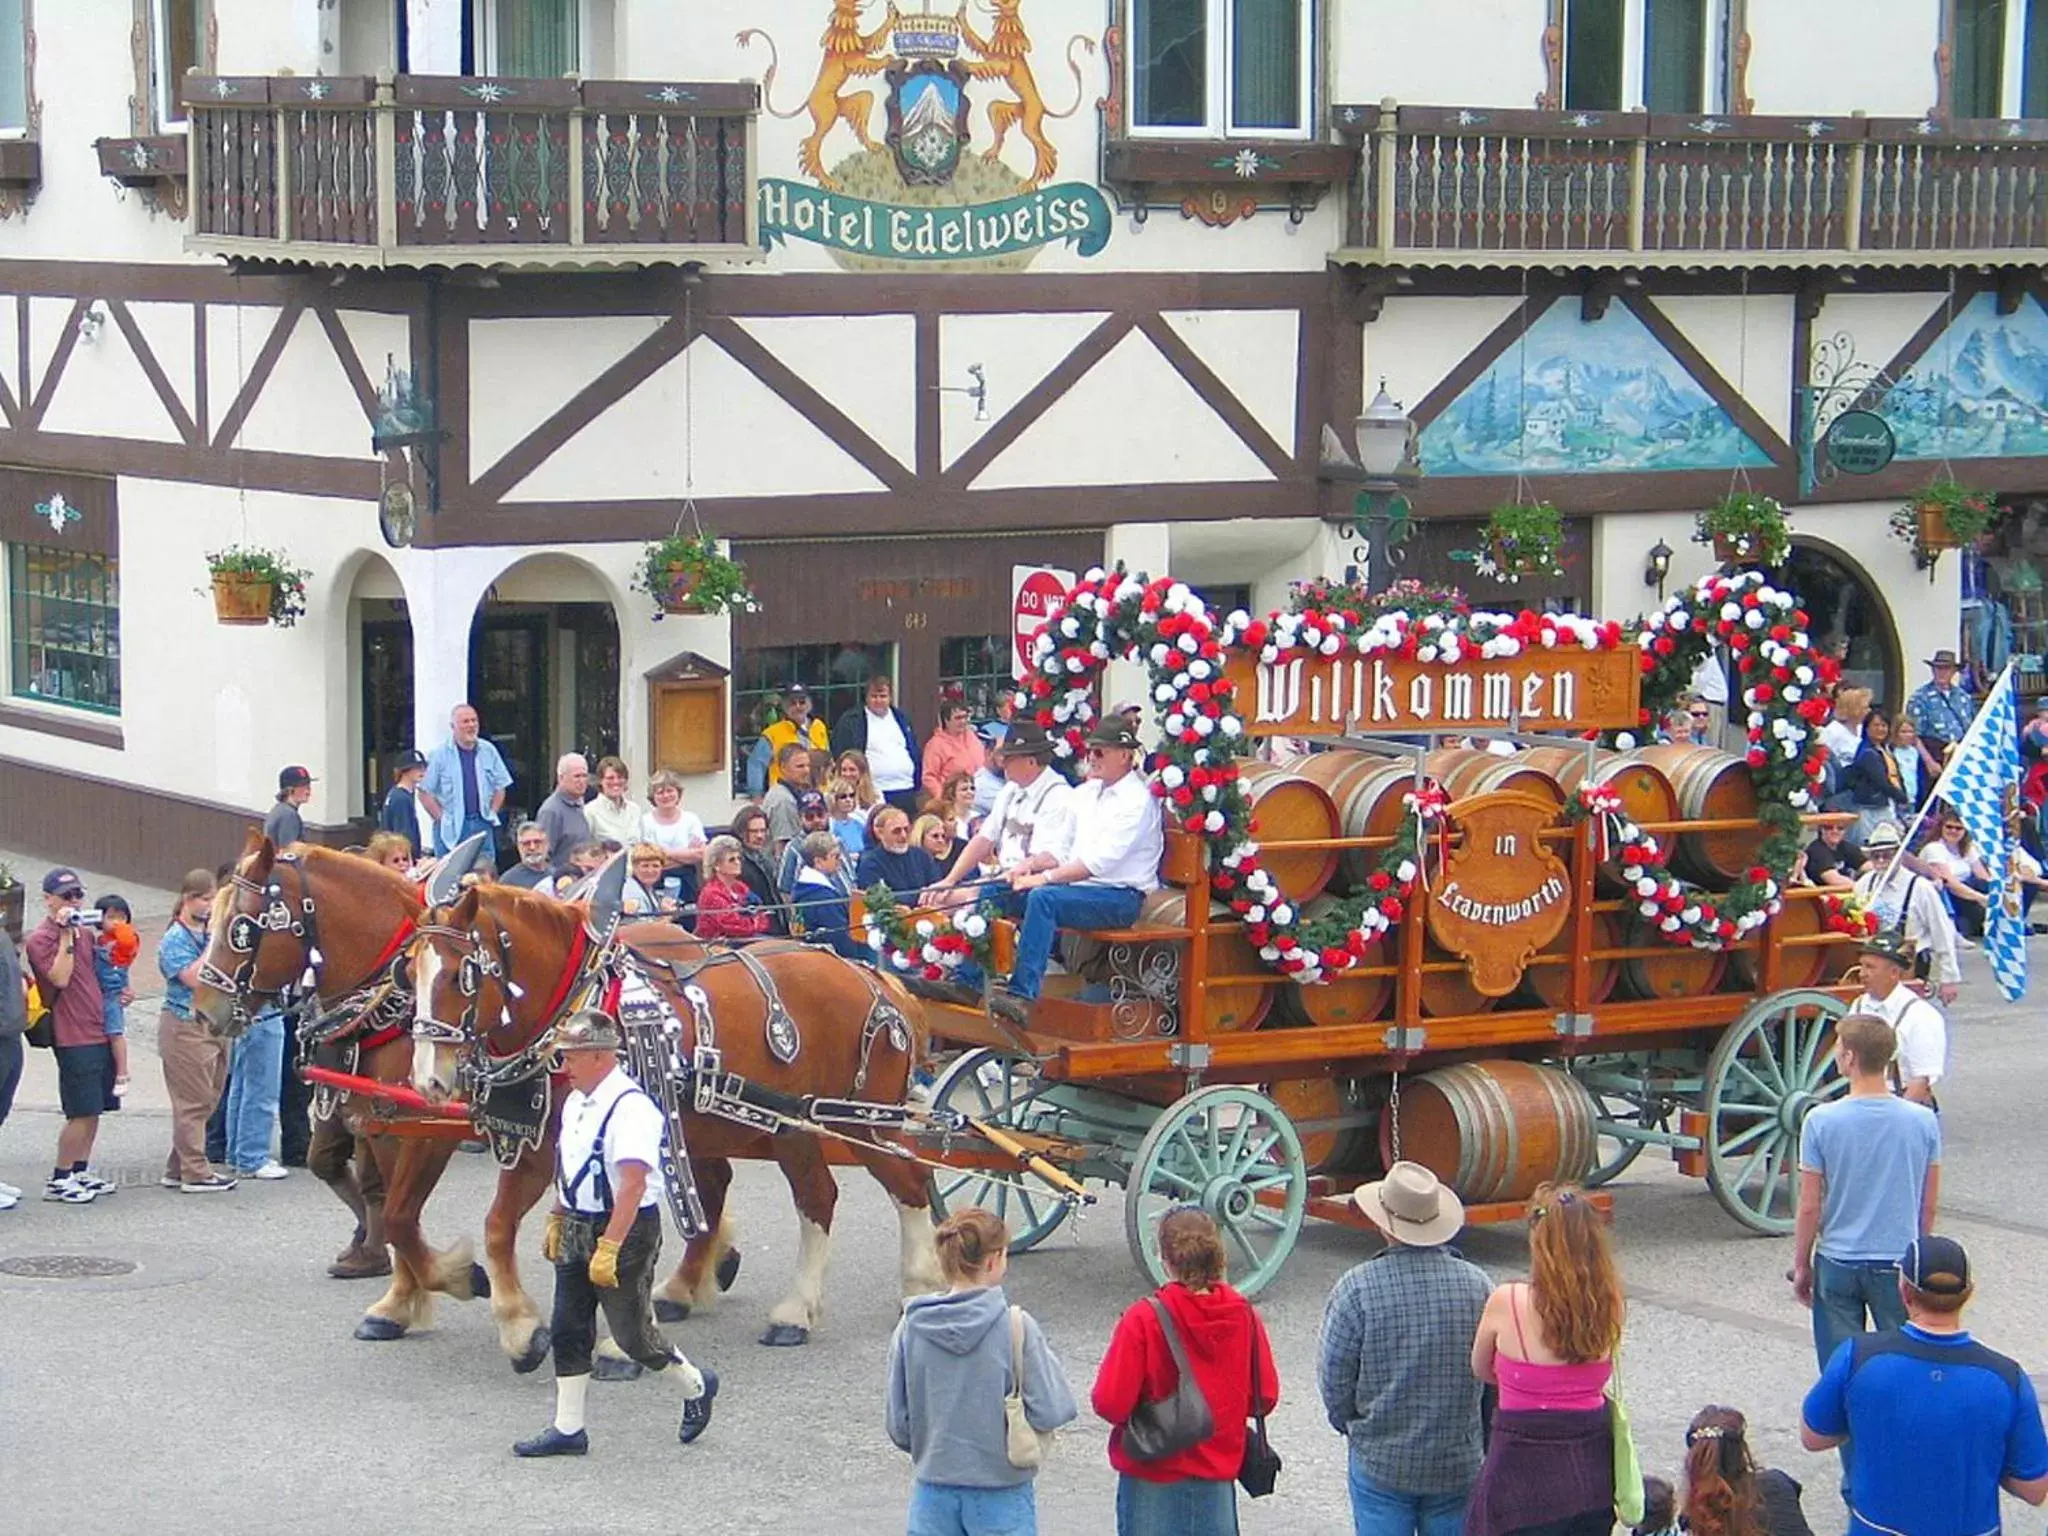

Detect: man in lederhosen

[514,1010,719,1457]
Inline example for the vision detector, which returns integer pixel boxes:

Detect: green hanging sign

[758,178,1112,265]
[1822,410,1897,475]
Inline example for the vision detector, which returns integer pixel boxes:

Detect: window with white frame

[1128,0,1313,138]
[1949,0,2048,118]
[8,542,121,716]
[149,0,206,129]
[0,1,26,136]
[1563,0,1730,114]
[475,0,580,77]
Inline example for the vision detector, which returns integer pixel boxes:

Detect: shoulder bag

[1607,1374,1645,1527]
[1237,1308,1282,1498]
[1004,1306,1057,1470]
[1120,1296,1214,1461]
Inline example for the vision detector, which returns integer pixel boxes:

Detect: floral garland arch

[866,564,1844,985]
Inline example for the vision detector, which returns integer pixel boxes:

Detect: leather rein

[198,853,420,1045]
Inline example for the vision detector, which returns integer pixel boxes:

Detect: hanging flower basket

[203,547,310,628]
[1890,480,1997,555]
[210,572,274,624]
[1697,492,1790,568]
[631,532,760,619]
[1463,501,1566,584]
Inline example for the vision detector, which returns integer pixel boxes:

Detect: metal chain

[1387,1068,1403,1164]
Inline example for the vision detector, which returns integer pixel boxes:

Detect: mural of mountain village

[1877,291,2048,460]
[1419,299,1773,476]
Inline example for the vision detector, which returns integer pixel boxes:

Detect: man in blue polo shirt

[1802,1235,2048,1535]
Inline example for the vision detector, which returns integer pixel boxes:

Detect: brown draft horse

[191,840,511,1354]
[411,882,946,1346]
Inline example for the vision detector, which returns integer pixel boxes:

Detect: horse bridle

[200,854,417,1039]
[414,907,600,1091]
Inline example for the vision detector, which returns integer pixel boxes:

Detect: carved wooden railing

[1335,102,2048,261]
[186,75,758,266]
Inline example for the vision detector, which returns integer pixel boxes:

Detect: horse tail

[737,29,803,119]
[1045,34,1099,120]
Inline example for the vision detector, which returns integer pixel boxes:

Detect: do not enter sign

[1012,565,1075,679]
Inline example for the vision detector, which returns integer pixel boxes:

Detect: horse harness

[200,854,421,1109]
[415,918,938,1242]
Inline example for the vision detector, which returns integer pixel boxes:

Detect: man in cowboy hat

[515,1010,717,1457]
[1319,1162,1492,1534]
[1852,930,1947,1110]
[927,720,1076,913]
[989,720,1162,1023]
[1851,822,1961,1005]
[1907,648,1976,763]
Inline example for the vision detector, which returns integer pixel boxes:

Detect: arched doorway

[468,554,621,826]
[1783,539,1900,707]
[347,552,414,819]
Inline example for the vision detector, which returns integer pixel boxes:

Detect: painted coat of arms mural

[744,1,1112,270]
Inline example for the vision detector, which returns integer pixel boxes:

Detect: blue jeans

[906,1480,1036,1536]
[1117,1473,1239,1535]
[438,813,500,870]
[1008,884,1145,999]
[1813,1252,1908,1492]
[1347,1465,1468,1536]
[226,1009,286,1171]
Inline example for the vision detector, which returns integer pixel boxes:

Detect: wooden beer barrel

[1729,897,1827,991]
[1619,921,1728,1000]
[1627,744,1764,888]
[1276,897,1392,1027]
[1519,746,1680,891]
[1266,1077,1367,1174]
[1131,890,1274,1033]
[1381,1060,1600,1203]
[1235,762,1341,904]
[1419,938,1498,1018]
[1425,748,1566,810]
[1294,751,1419,891]
[1523,910,1621,1010]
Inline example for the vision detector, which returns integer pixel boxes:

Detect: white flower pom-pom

[1220,716,1243,737]
[914,919,935,938]
[1615,732,1637,750]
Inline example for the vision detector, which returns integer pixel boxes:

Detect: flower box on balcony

[1100,138,1357,227]
[95,135,186,189]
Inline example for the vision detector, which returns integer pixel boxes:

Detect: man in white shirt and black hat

[1852,929,1948,1110]
[991,720,1162,1023]
[928,720,1076,912]
[1851,820,1961,1005]
[514,1010,718,1457]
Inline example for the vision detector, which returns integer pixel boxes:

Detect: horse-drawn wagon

[867,564,1864,1297]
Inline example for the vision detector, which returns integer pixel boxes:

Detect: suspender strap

[557,1089,642,1212]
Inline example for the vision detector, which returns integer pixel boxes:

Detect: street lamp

[1319,382,1420,596]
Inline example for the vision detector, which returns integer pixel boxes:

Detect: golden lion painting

[741,1,1096,194]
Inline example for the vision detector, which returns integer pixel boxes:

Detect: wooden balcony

[1332,102,2048,269]
[184,74,758,270]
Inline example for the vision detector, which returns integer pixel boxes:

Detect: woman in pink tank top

[1465,1183,1627,1536]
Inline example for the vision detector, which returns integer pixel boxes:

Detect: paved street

[0,853,2042,1536]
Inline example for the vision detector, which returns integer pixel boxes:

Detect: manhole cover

[0,1254,137,1279]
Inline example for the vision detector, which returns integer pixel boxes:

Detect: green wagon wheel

[926,1049,1073,1253]
[1704,990,1849,1234]
[1123,1086,1307,1300]
[1569,1058,1663,1189]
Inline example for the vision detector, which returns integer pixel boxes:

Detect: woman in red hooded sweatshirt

[1092,1207,1280,1535]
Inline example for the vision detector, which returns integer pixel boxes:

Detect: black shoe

[678,1367,719,1445]
[902,975,980,1008]
[512,1425,588,1458]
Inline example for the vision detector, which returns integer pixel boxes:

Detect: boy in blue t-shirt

[1802,1235,2048,1535]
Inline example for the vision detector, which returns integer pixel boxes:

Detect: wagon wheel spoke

[1715,1117,1776,1158]
[1244,1205,1290,1231]
[1224,1219,1261,1270]
[1745,1032,1788,1092]
[1732,1128,1778,1199]
[1726,1056,1778,1104]
[927,1050,1075,1253]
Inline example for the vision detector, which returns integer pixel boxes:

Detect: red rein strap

[534,923,592,1024]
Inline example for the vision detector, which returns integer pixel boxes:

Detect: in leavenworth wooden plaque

[1224,648,1640,735]
[1425,792,1573,997]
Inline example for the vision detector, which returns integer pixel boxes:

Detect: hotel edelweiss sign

[744,1,1112,269]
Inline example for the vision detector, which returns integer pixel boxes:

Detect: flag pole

[1877,659,2019,886]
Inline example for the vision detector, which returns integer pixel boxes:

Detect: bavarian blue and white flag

[1924,660,2027,1001]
